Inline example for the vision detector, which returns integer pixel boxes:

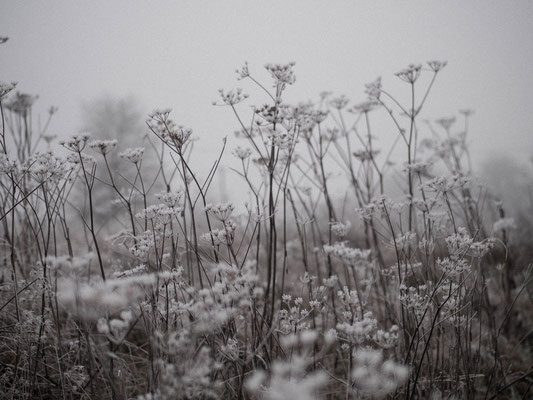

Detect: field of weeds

[1,37,532,399]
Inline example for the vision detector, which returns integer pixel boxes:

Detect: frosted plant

[119,147,145,163]
[57,273,159,319]
[337,311,378,345]
[246,331,328,400]
[331,220,351,238]
[232,146,252,160]
[214,88,248,106]
[329,94,349,110]
[399,284,431,318]
[89,139,117,155]
[155,189,184,209]
[264,62,296,87]
[323,242,371,265]
[4,92,38,115]
[374,325,400,349]
[60,133,90,152]
[204,202,235,221]
[0,81,17,98]
[351,348,409,397]
[395,63,422,84]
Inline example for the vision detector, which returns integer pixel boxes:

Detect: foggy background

[2,1,533,205]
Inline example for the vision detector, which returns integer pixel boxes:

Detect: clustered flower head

[60,133,91,152]
[4,92,38,115]
[395,64,422,84]
[427,60,447,72]
[232,146,252,160]
[214,88,248,106]
[352,348,409,397]
[350,100,380,114]
[436,117,456,131]
[155,190,184,209]
[148,109,193,153]
[235,61,250,80]
[205,202,235,221]
[331,221,351,238]
[324,242,372,265]
[329,95,349,110]
[0,81,17,98]
[365,77,382,101]
[89,139,117,155]
[264,62,296,87]
[119,147,144,163]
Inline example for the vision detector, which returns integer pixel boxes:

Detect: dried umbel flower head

[396,64,422,84]
[205,202,235,221]
[89,139,117,155]
[436,117,456,131]
[349,100,380,114]
[331,221,351,238]
[28,152,72,183]
[60,133,91,152]
[352,348,409,397]
[119,147,144,163]
[5,92,38,115]
[214,88,248,106]
[232,146,252,160]
[0,81,17,98]
[365,77,382,100]
[235,61,250,80]
[427,60,447,72]
[264,62,296,87]
[155,190,184,208]
[0,153,18,174]
[329,95,349,110]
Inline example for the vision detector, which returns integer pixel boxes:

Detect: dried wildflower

[374,325,400,349]
[324,242,371,265]
[119,147,144,163]
[353,149,380,161]
[396,64,422,84]
[365,77,382,100]
[233,146,252,160]
[0,154,18,174]
[438,257,470,277]
[264,62,296,87]
[4,92,38,115]
[405,162,431,174]
[436,117,456,131]
[235,61,250,80]
[329,95,349,110]
[266,127,296,149]
[60,133,90,152]
[425,175,467,192]
[89,139,117,155]
[352,348,409,397]
[205,202,235,221]
[337,311,377,344]
[427,60,447,72]
[331,221,351,238]
[0,81,17,98]
[214,88,248,106]
[155,190,184,208]
[350,100,379,114]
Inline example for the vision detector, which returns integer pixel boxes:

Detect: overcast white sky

[2,1,533,176]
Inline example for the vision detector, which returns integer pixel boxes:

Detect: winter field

[1,37,533,399]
